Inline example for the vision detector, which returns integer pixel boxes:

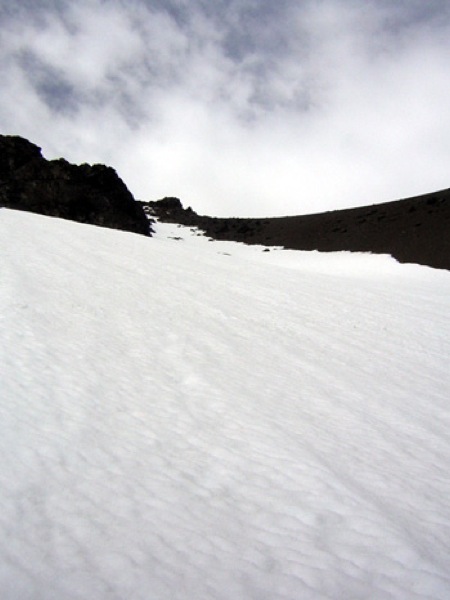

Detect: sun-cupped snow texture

[1,209,450,600]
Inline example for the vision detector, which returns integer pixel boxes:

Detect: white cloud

[1,0,450,216]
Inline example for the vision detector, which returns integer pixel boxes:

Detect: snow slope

[1,209,450,600]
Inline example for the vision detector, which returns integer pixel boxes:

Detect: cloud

[1,0,450,216]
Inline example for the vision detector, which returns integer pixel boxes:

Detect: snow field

[1,209,450,599]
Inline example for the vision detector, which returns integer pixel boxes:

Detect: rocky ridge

[1,134,449,270]
[0,135,151,236]
[143,192,450,270]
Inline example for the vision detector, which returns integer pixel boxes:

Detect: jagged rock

[143,197,193,221]
[0,135,151,236]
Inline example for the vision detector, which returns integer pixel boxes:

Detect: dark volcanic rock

[3,134,448,269]
[0,135,151,236]
[144,191,450,271]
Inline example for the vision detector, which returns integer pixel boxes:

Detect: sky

[1,0,450,216]
[2,209,450,598]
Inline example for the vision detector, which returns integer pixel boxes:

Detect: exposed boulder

[0,135,152,236]
[143,197,194,221]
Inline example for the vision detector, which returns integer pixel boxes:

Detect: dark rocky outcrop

[2,134,449,270]
[0,135,151,236]
[144,191,450,270]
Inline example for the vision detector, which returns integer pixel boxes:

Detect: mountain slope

[145,188,450,270]
[1,209,450,599]
[1,133,449,269]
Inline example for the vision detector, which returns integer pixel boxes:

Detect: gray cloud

[1,0,450,216]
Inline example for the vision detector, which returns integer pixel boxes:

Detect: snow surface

[1,208,450,600]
